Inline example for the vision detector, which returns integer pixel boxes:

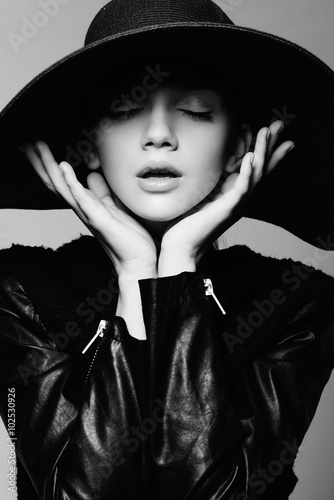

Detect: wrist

[117,266,157,282]
[116,274,149,340]
[158,250,196,277]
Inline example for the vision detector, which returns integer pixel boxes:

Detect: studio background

[0,0,333,498]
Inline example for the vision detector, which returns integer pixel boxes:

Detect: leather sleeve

[138,271,334,499]
[0,278,149,500]
[0,272,333,500]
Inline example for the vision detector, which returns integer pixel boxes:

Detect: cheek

[185,119,229,154]
[185,169,220,208]
[189,128,228,180]
[181,150,225,209]
[100,129,133,161]
[97,132,137,185]
[207,125,231,158]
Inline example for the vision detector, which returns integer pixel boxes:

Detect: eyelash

[178,109,213,121]
[108,108,212,122]
[109,109,142,121]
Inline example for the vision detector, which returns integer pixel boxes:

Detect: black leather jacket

[0,236,333,499]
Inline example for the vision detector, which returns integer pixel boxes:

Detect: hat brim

[1,23,334,249]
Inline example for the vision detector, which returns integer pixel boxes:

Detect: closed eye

[178,109,213,121]
[109,108,143,121]
[108,108,213,122]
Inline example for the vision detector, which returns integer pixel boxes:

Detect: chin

[128,200,192,222]
[136,211,183,222]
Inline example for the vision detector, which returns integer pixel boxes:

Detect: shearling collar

[1,235,333,375]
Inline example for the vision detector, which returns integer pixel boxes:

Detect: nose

[141,102,178,151]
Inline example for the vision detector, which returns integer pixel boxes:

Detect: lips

[142,170,177,178]
[137,162,182,179]
[136,162,182,193]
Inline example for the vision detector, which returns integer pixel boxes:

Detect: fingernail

[287,144,295,153]
[277,123,285,133]
[266,129,271,141]
[251,153,255,165]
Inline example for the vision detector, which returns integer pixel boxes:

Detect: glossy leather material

[0,237,333,499]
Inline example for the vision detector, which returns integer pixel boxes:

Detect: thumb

[220,173,239,195]
[87,172,115,208]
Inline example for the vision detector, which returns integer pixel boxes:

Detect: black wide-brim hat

[1,0,334,250]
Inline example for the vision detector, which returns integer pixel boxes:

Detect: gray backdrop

[0,0,333,498]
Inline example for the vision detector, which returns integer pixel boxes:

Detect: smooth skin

[23,84,294,340]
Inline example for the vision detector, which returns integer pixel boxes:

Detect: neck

[113,195,171,250]
[137,217,171,251]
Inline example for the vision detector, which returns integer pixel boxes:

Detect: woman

[0,1,334,499]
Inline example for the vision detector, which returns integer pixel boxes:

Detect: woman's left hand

[159,120,294,275]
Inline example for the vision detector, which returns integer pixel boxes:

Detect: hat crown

[85,0,233,45]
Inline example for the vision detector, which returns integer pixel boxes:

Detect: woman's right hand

[22,141,158,280]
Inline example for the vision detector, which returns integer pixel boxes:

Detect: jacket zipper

[83,319,110,386]
[203,278,226,315]
[82,319,109,354]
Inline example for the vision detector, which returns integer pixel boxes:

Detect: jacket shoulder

[0,235,117,359]
[199,244,334,370]
[0,235,113,291]
[0,234,114,303]
[200,243,334,300]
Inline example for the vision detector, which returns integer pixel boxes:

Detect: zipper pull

[82,319,110,354]
[204,278,227,315]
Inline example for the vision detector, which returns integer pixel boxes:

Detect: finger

[220,172,239,196]
[86,172,116,209]
[198,153,254,236]
[233,151,254,196]
[35,141,88,220]
[35,141,77,201]
[60,162,110,224]
[216,151,254,213]
[21,143,57,194]
[266,120,285,157]
[252,127,269,183]
[266,141,295,175]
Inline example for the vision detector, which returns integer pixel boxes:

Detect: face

[92,73,235,222]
